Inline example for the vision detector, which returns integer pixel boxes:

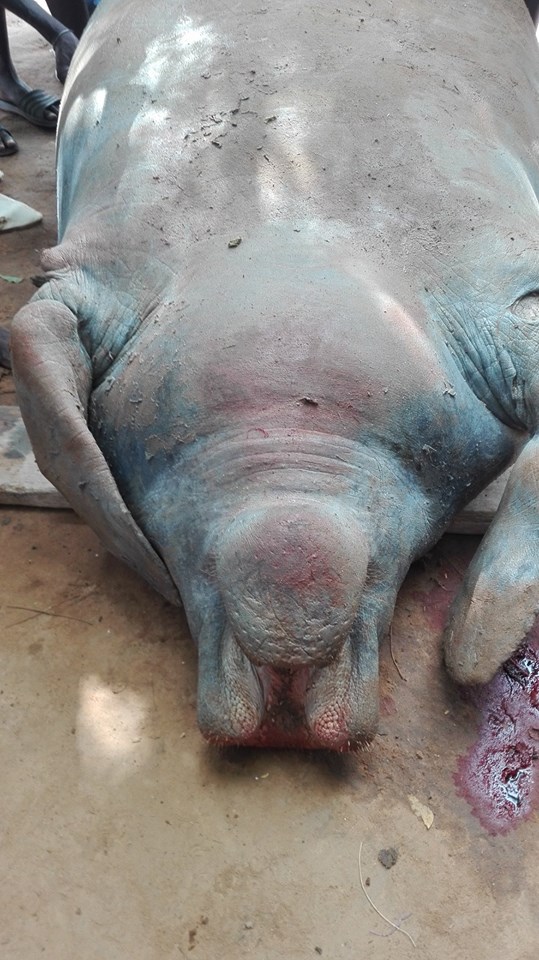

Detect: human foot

[53,28,78,84]
[0,125,17,156]
[0,78,59,128]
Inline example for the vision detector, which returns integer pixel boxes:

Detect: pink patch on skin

[204,666,368,752]
[211,724,367,752]
[454,622,539,834]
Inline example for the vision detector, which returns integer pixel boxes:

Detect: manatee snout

[197,499,375,749]
[216,500,369,669]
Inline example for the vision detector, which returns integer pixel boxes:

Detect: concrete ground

[0,12,538,960]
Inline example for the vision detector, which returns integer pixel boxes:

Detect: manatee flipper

[11,299,180,606]
[445,437,539,683]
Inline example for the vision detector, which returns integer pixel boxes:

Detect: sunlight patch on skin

[376,288,425,341]
[125,19,219,153]
[85,85,107,124]
[76,675,151,781]
[63,84,107,136]
[373,287,446,388]
[125,106,172,149]
[135,19,216,89]
[254,105,319,218]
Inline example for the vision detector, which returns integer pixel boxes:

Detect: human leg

[0,3,62,125]
[2,0,79,81]
[46,0,88,39]
[524,0,539,25]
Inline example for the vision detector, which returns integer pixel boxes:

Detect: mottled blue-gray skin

[11,0,539,748]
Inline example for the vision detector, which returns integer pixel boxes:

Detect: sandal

[0,193,43,232]
[0,89,60,129]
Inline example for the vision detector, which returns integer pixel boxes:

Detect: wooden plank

[0,404,512,530]
[450,471,509,534]
[0,405,68,509]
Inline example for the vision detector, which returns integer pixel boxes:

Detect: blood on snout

[215,500,369,668]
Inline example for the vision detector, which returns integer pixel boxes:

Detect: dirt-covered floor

[0,13,538,960]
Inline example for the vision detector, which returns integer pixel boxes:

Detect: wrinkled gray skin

[11,0,539,749]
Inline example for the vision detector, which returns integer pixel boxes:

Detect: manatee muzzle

[196,500,377,749]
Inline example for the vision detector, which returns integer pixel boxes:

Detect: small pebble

[378,847,399,870]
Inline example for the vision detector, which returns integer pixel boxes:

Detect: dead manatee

[11,0,539,749]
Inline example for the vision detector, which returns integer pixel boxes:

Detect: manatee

[10,0,539,749]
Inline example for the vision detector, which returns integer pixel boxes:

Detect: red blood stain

[380,694,398,717]
[208,667,365,751]
[410,557,539,831]
[454,623,539,834]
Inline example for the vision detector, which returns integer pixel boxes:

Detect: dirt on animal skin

[1,14,538,960]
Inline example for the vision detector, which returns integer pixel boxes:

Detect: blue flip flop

[0,89,59,129]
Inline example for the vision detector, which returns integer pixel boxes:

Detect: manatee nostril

[305,636,380,749]
[215,499,370,669]
[196,625,265,742]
